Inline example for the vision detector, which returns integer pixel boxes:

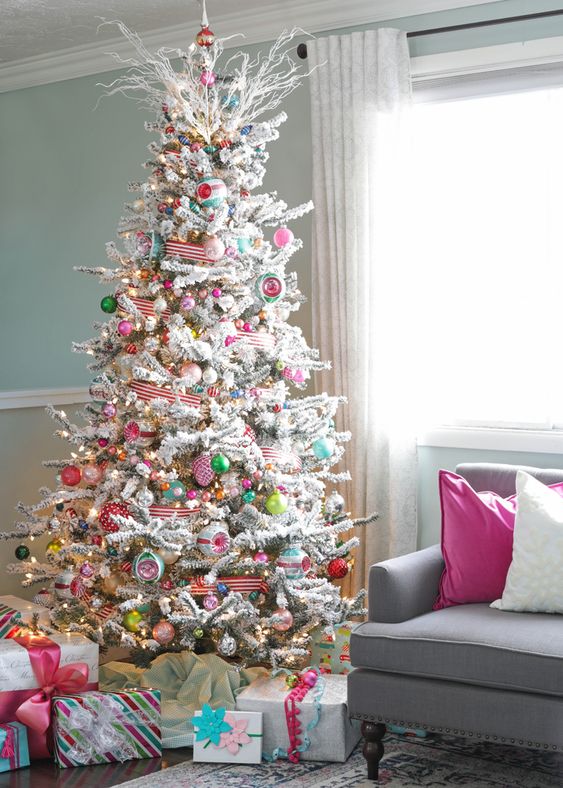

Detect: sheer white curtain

[308,30,415,593]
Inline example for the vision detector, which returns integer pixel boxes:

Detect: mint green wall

[2,1,563,597]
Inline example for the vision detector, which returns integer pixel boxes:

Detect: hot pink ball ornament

[200,70,216,86]
[254,551,268,563]
[187,489,198,500]
[203,237,225,261]
[163,279,173,290]
[272,608,293,632]
[273,227,294,248]
[212,288,222,298]
[98,438,108,448]
[118,320,133,336]
[302,670,318,688]
[61,465,81,486]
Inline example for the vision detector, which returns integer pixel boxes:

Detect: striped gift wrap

[52,689,161,768]
[0,605,21,639]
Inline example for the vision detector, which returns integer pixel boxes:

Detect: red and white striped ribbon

[129,381,201,409]
[127,296,170,321]
[260,446,302,471]
[165,239,208,262]
[233,330,276,350]
[148,504,201,518]
[189,576,269,595]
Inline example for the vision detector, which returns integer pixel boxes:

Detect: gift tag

[192,706,262,764]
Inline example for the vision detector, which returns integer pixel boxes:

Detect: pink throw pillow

[434,470,563,609]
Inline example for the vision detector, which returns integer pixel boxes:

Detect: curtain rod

[296,8,563,58]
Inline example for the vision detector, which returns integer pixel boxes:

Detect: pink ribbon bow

[13,634,89,734]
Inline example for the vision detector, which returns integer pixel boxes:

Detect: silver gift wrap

[235,674,360,762]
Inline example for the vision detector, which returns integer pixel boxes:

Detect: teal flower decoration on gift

[191,704,232,746]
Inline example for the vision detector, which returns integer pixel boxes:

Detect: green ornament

[137,602,151,613]
[203,145,217,154]
[265,490,288,515]
[100,295,118,314]
[106,546,118,557]
[275,360,284,371]
[242,490,256,504]
[123,610,143,632]
[286,673,300,689]
[210,453,230,474]
[15,545,30,560]
[248,590,260,603]
[193,627,204,639]
[177,579,189,587]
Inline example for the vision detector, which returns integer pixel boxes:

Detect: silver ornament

[136,488,155,508]
[202,367,218,384]
[325,492,345,514]
[153,296,168,314]
[218,632,237,657]
[132,198,145,213]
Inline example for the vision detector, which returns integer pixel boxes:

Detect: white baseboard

[0,387,89,411]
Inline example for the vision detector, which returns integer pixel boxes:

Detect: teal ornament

[100,295,118,314]
[191,704,232,746]
[312,437,335,460]
[163,480,187,501]
[222,95,240,110]
[203,145,218,154]
[133,549,165,583]
[242,490,256,504]
[210,454,230,474]
[137,602,151,613]
[15,545,30,560]
[106,546,118,557]
[189,199,201,215]
[177,578,189,587]
[248,590,260,603]
[277,544,311,580]
[237,237,252,254]
[256,273,286,304]
[196,177,227,208]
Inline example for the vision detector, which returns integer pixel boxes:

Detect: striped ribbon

[126,296,170,321]
[129,381,201,409]
[0,605,21,639]
[188,576,268,596]
[165,240,207,262]
[233,330,276,350]
[148,504,201,518]
[260,446,302,471]
[95,604,114,621]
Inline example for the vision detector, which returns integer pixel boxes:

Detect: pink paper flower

[215,712,251,755]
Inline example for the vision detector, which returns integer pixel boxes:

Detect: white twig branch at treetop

[7,16,376,670]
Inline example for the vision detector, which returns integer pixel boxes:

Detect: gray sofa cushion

[351,603,562,696]
[456,462,563,498]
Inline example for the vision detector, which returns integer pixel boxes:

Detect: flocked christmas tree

[5,6,376,669]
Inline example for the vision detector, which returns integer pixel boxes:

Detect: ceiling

[0,1,500,91]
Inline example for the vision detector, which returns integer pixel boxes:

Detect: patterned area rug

[120,733,563,787]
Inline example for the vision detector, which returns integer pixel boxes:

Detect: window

[407,86,563,430]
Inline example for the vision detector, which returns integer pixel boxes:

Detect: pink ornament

[179,362,203,383]
[272,608,293,632]
[152,620,175,644]
[200,70,216,86]
[302,669,318,688]
[187,489,197,500]
[108,446,117,456]
[160,578,174,591]
[293,369,305,384]
[157,203,167,213]
[198,289,208,300]
[203,237,225,261]
[118,320,133,336]
[82,464,103,486]
[201,491,212,502]
[228,486,239,497]
[242,479,252,490]
[181,296,196,310]
[61,465,81,486]
[80,561,95,578]
[123,420,140,443]
[203,592,219,611]
[243,323,252,332]
[273,227,294,248]
[252,470,263,481]
[190,142,202,152]
[102,402,117,418]
[225,246,237,258]
[234,319,244,329]
[163,279,173,290]
[150,470,160,481]
[130,455,139,465]
[212,288,222,298]
[192,454,215,487]
[254,551,268,564]
[98,438,108,448]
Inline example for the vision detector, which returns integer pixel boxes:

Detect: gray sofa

[348,463,563,780]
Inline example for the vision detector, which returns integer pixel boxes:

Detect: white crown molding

[0,388,89,411]
[0,0,498,93]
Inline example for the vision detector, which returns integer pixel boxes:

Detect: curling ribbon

[13,635,89,734]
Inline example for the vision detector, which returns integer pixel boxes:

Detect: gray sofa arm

[368,544,444,623]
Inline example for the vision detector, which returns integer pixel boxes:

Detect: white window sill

[417,426,563,455]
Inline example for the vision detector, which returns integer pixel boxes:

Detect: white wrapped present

[236,674,360,762]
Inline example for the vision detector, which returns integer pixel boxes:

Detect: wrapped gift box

[0,633,98,760]
[192,705,262,764]
[52,689,161,768]
[309,622,355,675]
[0,596,51,638]
[0,722,29,773]
[236,674,360,762]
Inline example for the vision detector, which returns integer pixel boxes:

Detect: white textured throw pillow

[491,471,563,613]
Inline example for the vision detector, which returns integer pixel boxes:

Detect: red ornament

[61,465,81,486]
[91,535,103,546]
[162,329,170,344]
[273,403,282,413]
[207,386,220,397]
[99,502,129,533]
[165,125,175,134]
[126,343,138,355]
[196,25,215,47]
[120,560,132,573]
[123,421,140,443]
[327,558,349,579]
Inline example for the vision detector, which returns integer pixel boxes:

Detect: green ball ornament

[265,490,288,515]
[242,490,256,504]
[123,610,143,632]
[100,295,118,314]
[15,545,30,560]
[193,627,204,639]
[210,453,230,474]
[275,360,284,371]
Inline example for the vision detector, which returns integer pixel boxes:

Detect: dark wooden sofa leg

[361,721,386,780]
